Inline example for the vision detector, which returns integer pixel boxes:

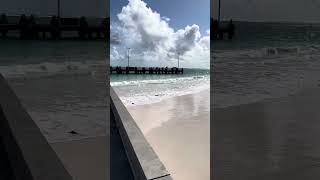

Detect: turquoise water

[111,68,210,106]
[111,68,209,82]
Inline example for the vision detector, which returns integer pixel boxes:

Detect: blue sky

[110,0,210,69]
[111,0,210,35]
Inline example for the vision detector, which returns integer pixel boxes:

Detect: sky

[111,0,210,35]
[0,0,108,17]
[110,0,210,69]
[211,0,320,23]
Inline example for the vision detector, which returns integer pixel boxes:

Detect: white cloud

[162,16,171,22]
[111,0,209,68]
[206,29,210,35]
[199,31,210,50]
[110,46,125,62]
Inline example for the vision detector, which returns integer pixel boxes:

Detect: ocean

[111,68,210,106]
[0,40,108,142]
[212,21,320,108]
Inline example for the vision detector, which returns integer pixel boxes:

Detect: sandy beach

[212,86,320,180]
[127,89,210,180]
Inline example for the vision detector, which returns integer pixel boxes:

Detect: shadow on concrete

[0,108,15,180]
[111,109,134,180]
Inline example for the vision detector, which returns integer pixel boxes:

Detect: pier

[0,14,109,40]
[110,66,184,74]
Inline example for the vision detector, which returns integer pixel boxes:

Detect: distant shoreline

[210,18,320,25]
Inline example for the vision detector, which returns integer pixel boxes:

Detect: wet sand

[127,89,210,180]
[212,86,320,180]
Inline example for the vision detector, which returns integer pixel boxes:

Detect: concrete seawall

[0,74,72,179]
[111,87,172,180]
[0,71,172,180]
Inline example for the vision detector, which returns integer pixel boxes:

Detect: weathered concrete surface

[111,109,135,180]
[50,136,107,180]
[110,87,172,180]
[0,74,72,180]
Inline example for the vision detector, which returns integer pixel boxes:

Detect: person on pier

[79,16,89,40]
[101,17,109,39]
[228,19,235,40]
[0,13,8,24]
[28,15,37,39]
[211,19,219,40]
[19,14,28,39]
[50,16,60,40]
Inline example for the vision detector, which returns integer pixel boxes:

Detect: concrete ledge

[0,74,72,180]
[110,87,172,180]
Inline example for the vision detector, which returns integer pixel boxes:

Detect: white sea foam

[213,45,320,63]
[0,60,107,79]
[213,45,320,108]
[112,75,210,106]
[111,76,206,87]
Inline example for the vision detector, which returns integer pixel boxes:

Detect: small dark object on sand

[132,102,135,104]
[155,94,159,96]
[68,130,78,135]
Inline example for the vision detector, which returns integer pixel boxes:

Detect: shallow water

[111,69,210,106]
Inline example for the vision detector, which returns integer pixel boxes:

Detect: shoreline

[129,87,210,107]
[126,88,210,133]
[115,83,210,107]
[127,89,210,180]
[111,72,210,107]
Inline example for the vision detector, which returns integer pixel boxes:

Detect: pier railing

[110,87,172,180]
[110,66,184,74]
[0,74,72,180]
